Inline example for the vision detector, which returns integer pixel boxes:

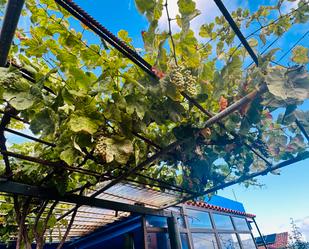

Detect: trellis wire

[277,29,309,63]
[228,1,309,61]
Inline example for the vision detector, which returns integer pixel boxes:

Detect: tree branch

[164,0,177,65]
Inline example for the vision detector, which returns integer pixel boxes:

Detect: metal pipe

[167,215,183,249]
[164,151,309,208]
[0,179,173,217]
[252,217,268,249]
[0,0,25,66]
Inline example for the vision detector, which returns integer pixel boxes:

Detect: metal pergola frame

[0,0,309,247]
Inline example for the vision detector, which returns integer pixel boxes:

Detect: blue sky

[13,0,309,240]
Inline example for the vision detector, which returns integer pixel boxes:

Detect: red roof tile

[185,201,256,218]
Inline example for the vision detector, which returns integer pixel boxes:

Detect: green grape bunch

[161,64,198,96]
[94,135,108,162]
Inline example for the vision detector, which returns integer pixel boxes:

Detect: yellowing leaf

[291,46,309,64]
[68,115,99,134]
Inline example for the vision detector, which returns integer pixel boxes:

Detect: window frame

[142,205,258,249]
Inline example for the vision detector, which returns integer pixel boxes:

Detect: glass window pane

[192,233,218,249]
[169,207,186,228]
[233,217,250,231]
[181,233,190,249]
[218,233,241,249]
[239,233,257,249]
[213,214,234,230]
[187,209,213,229]
[147,233,170,249]
[146,233,190,249]
[146,215,168,228]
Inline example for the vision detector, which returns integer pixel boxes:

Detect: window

[180,233,190,249]
[146,215,168,228]
[239,233,257,249]
[146,233,190,249]
[187,209,213,229]
[233,217,250,231]
[147,233,170,249]
[192,233,218,249]
[213,214,234,230]
[218,233,241,249]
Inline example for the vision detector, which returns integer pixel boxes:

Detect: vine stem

[164,0,178,66]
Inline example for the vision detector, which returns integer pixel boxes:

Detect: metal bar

[0,0,25,66]
[54,0,156,78]
[4,128,56,147]
[252,217,268,249]
[165,151,309,208]
[0,179,172,217]
[0,110,29,124]
[202,84,267,128]
[167,216,183,249]
[295,119,309,143]
[213,0,258,66]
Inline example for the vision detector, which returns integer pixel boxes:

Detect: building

[255,232,289,249]
[42,196,259,249]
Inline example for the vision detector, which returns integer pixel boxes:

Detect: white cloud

[158,0,241,35]
[254,216,309,242]
[281,0,300,14]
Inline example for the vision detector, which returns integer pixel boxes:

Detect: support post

[0,0,25,66]
[124,233,135,249]
[252,217,268,249]
[167,216,182,249]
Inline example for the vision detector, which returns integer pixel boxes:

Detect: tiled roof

[185,201,256,218]
[257,232,289,249]
[269,232,289,249]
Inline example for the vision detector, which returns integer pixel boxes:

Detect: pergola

[0,0,308,248]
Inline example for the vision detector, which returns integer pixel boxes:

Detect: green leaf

[102,136,134,164]
[178,0,196,16]
[60,147,76,165]
[199,23,215,38]
[47,215,57,228]
[265,65,309,107]
[3,91,34,110]
[30,108,55,135]
[68,114,99,134]
[291,46,309,64]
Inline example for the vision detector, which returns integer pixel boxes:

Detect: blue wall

[67,216,143,249]
[205,195,246,213]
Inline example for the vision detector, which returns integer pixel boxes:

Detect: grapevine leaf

[291,46,309,64]
[60,147,76,165]
[265,65,309,107]
[68,114,99,134]
[3,91,34,110]
[104,136,133,164]
[30,108,55,136]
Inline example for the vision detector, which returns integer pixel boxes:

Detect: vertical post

[252,217,268,249]
[124,233,135,249]
[167,215,183,249]
[0,0,25,67]
[141,216,148,249]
